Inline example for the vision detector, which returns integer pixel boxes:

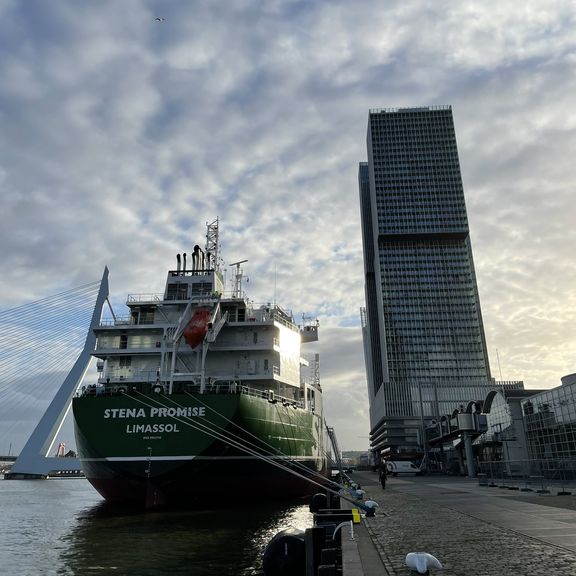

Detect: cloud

[1,0,576,452]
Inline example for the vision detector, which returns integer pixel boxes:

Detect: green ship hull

[73,391,328,506]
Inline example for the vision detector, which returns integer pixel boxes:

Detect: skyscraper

[359,106,492,456]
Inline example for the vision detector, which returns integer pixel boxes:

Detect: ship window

[119,335,128,349]
[253,332,258,344]
[119,356,131,367]
[191,282,212,296]
[166,283,177,300]
[166,283,188,300]
[264,359,269,372]
[237,308,246,322]
[140,308,155,324]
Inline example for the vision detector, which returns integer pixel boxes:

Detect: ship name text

[126,423,180,434]
[103,406,206,419]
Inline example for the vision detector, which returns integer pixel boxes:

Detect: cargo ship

[73,219,328,506]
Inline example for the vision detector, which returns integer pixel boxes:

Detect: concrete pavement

[345,470,576,575]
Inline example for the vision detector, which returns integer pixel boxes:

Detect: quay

[339,470,576,575]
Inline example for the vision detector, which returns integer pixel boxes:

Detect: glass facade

[523,383,576,460]
[360,106,492,450]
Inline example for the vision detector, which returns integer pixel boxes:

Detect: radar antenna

[229,259,248,298]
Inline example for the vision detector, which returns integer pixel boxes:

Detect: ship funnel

[176,253,181,273]
[182,253,187,272]
[193,244,205,271]
[192,245,200,271]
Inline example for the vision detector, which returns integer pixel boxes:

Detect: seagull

[405,552,443,574]
[155,17,166,21]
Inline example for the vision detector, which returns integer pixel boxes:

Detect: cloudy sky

[1,0,576,453]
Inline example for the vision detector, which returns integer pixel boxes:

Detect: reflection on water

[0,479,313,576]
[62,500,313,576]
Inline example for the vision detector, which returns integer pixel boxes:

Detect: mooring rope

[182,390,348,492]
[119,390,366,509]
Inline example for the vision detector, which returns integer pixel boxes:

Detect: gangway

[326,425,345,479]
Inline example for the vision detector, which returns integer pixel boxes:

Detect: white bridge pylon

[7,268,109,479]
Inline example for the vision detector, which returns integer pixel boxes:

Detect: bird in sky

[155,17,166,22]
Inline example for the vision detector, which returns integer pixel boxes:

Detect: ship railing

[98,369,159,383]
[98,317,171,327]
[81,379,305,408]
[271,310,299,331]
[100,366,284,383]
[99,316,132,326]
[184,382,304,408]
[126,293,164,304]
[224,306,298,330]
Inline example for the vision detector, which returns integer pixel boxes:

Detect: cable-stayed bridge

[1,270,108,478]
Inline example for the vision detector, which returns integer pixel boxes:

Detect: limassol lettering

[126,423,180,433]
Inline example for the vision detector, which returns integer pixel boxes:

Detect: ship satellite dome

[405,552,443,574]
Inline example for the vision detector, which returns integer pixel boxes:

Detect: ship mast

[229,259,248,299]
[205,218,219,271]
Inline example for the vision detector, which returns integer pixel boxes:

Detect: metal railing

[477,459,576,494]
[80,380,305,409]
[99,367,282,382]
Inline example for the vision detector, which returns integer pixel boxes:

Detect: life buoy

[153,385,164,394]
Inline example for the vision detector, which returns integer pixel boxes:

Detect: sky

[1,0,576,453]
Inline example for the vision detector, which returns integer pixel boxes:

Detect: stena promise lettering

[103,406,206,418]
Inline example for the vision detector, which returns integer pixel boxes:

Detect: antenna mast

[229,260,248,298]
[205,218,219,271]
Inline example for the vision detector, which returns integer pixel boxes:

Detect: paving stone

[349,472,576,576]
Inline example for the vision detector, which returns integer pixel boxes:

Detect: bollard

[320,549,338,564]
[305,526,326,576]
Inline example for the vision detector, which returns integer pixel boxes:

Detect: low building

[425,374,576,477]
[522,373,576,461]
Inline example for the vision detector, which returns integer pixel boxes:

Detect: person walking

[379,461,387,489]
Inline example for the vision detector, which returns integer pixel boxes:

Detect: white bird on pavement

[405,552,443,574]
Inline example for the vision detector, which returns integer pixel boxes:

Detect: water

[0,479,313,576]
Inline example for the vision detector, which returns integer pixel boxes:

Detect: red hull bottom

[84,458,329,508]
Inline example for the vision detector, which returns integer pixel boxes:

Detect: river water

[0,478,313,576]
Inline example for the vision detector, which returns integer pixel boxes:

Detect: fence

[477,459,576,494]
